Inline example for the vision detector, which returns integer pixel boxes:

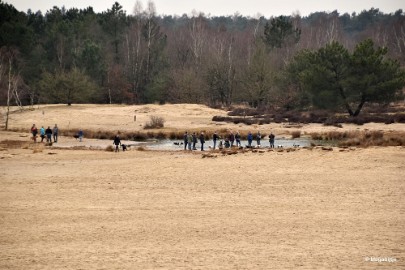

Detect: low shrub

[364,130,383,140]
[258,118,271,125]
[310,132,323,140]
[323,117,343,128]
[105,145,114,152]
[146,131,155,138]
[337,131,405,147]
[274,114,285,123]
[228,108,247,116]
[212,116,227,122]
[156,131,167,139]
[291,130,301,138]
[394,113,405,123]
[144,115,165,129]
[133,132,147,141]
[169,132,178,140]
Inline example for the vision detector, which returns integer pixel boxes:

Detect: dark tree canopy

[287,39,405,116]
[262,16,301,49]
[0,1,404,111]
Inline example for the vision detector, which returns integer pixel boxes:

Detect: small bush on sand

[310,132,322,140]
[291,130,301,138]
[169,132,177,140]
[364,130,384,140]
[394,113,405,123]
[212,116,226,122]
[105,145,114,152]
[146,131,155,138]
[0,140,29,149]
[133,132,147,141]
[337,131,405,147]
[144,116,165,129]
[156,131,167,139]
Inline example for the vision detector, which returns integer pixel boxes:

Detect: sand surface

[1,104,405,269]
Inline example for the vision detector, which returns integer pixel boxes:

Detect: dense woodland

[1,0,405,117]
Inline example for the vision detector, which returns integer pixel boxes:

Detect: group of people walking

[183,130,276,151]
[30,124,275,151]
[30,124,58,143]
[30,124,86,144]
[183,132,206,151]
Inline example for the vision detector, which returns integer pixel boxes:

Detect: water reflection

[141,138,312,150]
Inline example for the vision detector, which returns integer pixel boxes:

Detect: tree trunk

[353,95,366,116]
[338,86,354,116]
[226,41,233,106]
[5,57,12,130]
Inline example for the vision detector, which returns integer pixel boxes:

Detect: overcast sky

[5,0,405,17]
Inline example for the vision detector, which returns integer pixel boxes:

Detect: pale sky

[5,0,405,17]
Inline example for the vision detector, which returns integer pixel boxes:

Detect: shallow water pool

[141,137,312,150]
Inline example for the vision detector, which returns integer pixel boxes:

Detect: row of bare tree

[0,2,404,111]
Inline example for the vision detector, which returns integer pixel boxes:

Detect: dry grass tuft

[0,140,30,149]
[309,130,405,148]
[291,130,301,139]
[33,148,43,153]
[310,131,360,141]
[105,145,114,152]
[342,131,404,147]
[144,116,165,129]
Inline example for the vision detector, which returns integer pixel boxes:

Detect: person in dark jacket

[212,131,219,150]
[192,132,197,150]
[113,135,121,152]
[78,129,84,142]
[269,132,275,148]
[183,132,188,150]
[235,131,241,147]
[247,132,253,147]
[45,126,53,143]
[199,132,205,151]
[229,132,235,147]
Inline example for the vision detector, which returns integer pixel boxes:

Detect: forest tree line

[1,0,405,116]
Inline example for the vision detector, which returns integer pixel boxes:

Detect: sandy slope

[1,104,405,269]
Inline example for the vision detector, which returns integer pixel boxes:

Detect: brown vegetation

[290,130,301,138]
[214,107,405,127]
[309,130,405,147]
[144,116,165,129]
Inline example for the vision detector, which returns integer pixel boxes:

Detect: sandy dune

[0,104,404,269]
